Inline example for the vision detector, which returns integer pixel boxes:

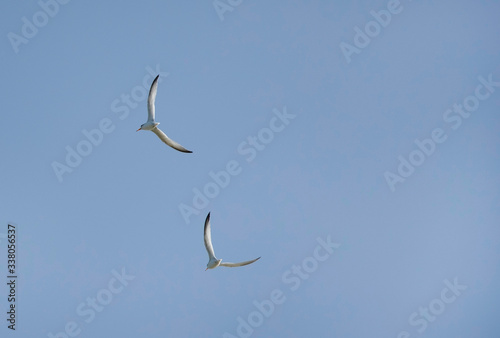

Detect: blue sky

[1,1,499,337]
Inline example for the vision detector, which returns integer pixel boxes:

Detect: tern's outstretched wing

[220,257,261,267]
[147,75,159,122]
[204,213,216,261]
[151,127,192,153]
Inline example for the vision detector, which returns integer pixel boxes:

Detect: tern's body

[137,75,192,153]
[204,212,260,270]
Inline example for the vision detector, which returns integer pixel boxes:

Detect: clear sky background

[1,1,499,337]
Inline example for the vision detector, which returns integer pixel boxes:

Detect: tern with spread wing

[136,74,192,153]
[204,212,261,270]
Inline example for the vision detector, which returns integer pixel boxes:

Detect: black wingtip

[151,75,160,87]
[204,212,211,230]
[176,148,192,153]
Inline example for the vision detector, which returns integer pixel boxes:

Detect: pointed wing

[220,257,261,268]
[204,212,217,261]
[151,127,192,153]
[147,75,160,122]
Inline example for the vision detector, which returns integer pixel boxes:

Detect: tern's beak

[136,128,141,132]
[205,268,208,271]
